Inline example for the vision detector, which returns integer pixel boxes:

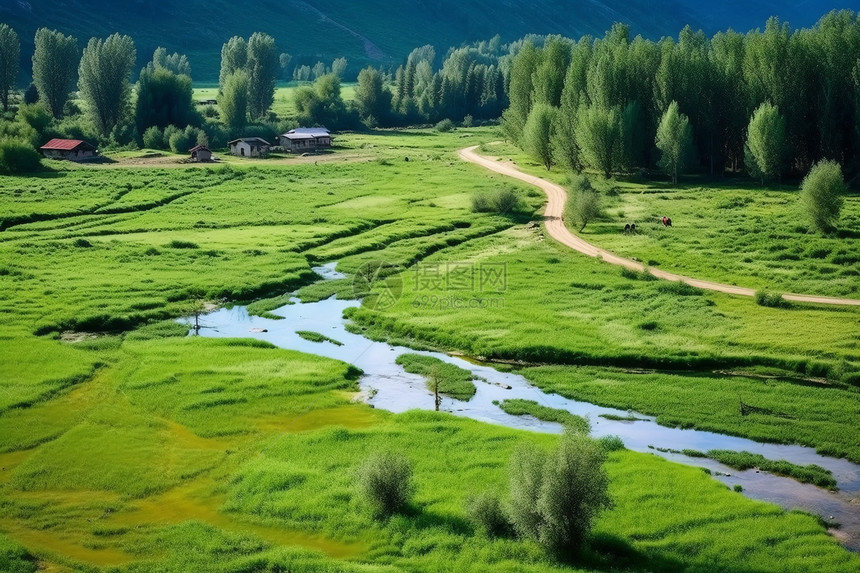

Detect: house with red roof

[39,139,98,161]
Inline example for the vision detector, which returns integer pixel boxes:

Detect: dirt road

[459,145,860,307]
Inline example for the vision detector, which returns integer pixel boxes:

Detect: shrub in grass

[0,533,36,573]
[800,160,845,233]
[734,484,743,492]
[755,290,791,309]
[356,451,413,520]
[466,491,510,537]
[471,187,521,215]
[656,281,703,296]
[166,239,199,249]
[0,138,41,174]
[72,238,93,248]
[142,125,164,149]
[597,435,625,452]
[435,118,454,132]
[508,431,612,556]
[566,175,601,232]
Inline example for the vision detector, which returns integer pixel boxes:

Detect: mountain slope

[0,0,848,82]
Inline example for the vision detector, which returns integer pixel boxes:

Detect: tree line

[505,10,860,183]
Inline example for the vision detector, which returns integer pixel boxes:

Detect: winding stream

[190,263,860,551]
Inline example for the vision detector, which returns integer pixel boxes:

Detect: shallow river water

[192,265,860,551]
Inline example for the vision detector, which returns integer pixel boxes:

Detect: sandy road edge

[459,145,860,307]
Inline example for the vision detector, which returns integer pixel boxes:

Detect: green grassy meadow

[1,127,859,570]
[193,84,358,121]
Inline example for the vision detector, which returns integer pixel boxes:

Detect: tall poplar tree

[78,34,136,137]
[32,28,78,118]
[0,24,19,112]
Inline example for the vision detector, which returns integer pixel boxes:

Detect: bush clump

[471,187,521,215]
[166,240,199,249]
[435,118,454,132]
[466,491,510,537]
[356,451,413,519]
[508,431,612,556]
[0,138,41,174]
[755,290,791,309]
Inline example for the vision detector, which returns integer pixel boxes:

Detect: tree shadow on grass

[575,532,771,573]
[397,510,771,573]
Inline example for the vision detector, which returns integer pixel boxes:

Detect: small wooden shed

[189,145,212,162]
[228,137,271,158]
[39,139,98,161]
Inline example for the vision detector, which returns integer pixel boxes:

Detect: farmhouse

[278,128,331,153]
[228,137,271,158]
[39,139,98,161]
[189,145,212,162]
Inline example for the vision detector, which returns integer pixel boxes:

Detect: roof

[40,139,95,151]
[281,133,317,141]
[189,145,211,152]
[287,128,330,137]
[228,137,271,146]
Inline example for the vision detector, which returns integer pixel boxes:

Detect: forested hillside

[0,0,833,82]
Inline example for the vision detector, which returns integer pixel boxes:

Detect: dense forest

[498,11,860,181]
[2,9,860,183]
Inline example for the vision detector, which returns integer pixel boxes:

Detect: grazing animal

[624,223,631,233]
[661,216,673,227]
[630,223,636,232]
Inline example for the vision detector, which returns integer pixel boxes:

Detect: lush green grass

[522,365,860,463]
[1,127,859,570]
[296,330,344,346]
[480,142,860,298]
[193,85,357,120]
[498,399,590,434]
[395,353,477,400]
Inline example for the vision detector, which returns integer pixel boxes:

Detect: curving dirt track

[459,145,860,307]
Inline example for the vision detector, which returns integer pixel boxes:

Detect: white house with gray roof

[278,128,331,153]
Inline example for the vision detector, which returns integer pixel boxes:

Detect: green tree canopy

[575,103,621,178]
[220,70,249,132]
[502,41,539,143]
[32,28,79,118]
[745,101,786,184]
[153,47,191,77]
[247,32,278,119]
[135,63,198,133]
[78,34,136,137]
[508,431,612,556]
[566,175,602,232]
[219,36,247,90]
[354,67,391,127]
[800,160,845,233]
[523,103,557,170]
[0,24,20,112]
[655,100,694,184]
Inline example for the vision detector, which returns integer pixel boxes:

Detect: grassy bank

[395,353,477,400]
[1,333,857,571]
[1,127,859,569]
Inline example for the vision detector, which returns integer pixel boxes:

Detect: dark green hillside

[0,0,832,82]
